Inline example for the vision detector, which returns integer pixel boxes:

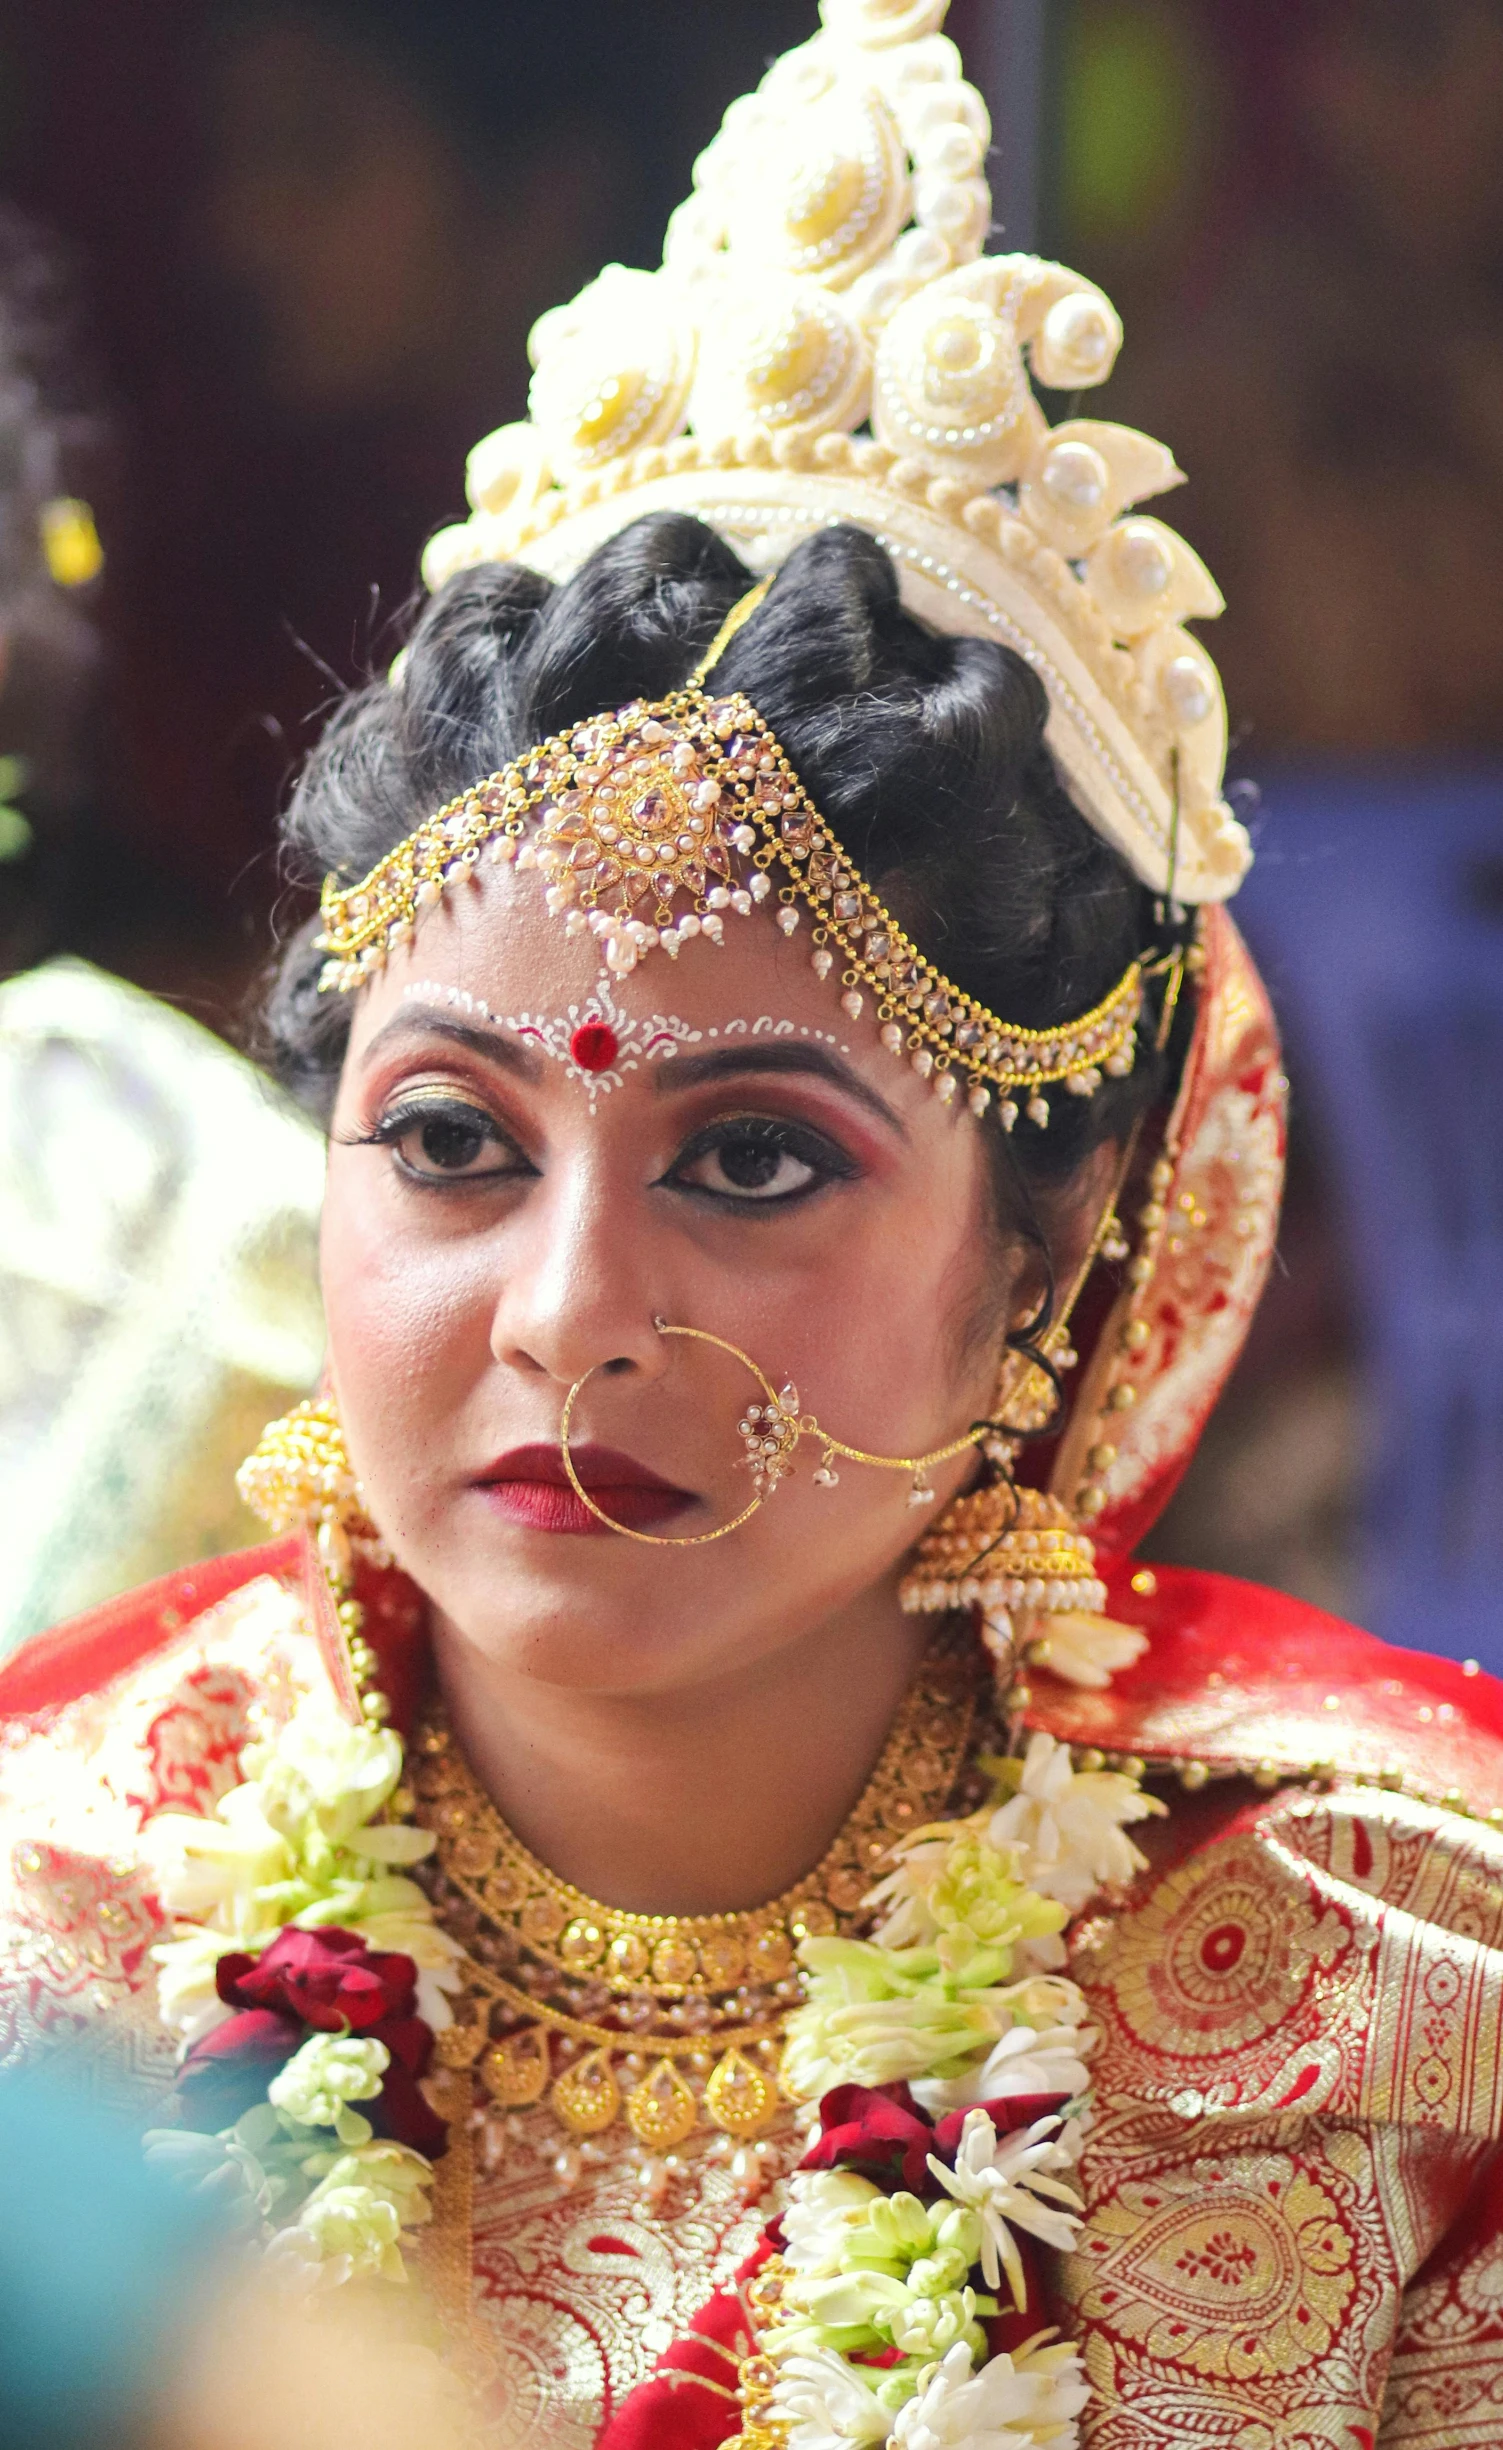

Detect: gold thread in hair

[687,576,775,690]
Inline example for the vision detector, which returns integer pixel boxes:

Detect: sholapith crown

[420,0,1249,906]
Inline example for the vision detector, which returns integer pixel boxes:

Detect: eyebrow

[359,1003,907,1136]
[661,1042,907,1136]
[358,1008,544,1078]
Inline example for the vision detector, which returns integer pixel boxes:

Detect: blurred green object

[0,755,32,862]
[0,960,326,1655]
[0,2068,230,2450]
[1058,1,1201,242]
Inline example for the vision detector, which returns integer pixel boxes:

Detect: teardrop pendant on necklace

[704,2046,779,2140]
[480,2025,551,2107]
[625,2059,699,2151]
[552,2046,623,2135]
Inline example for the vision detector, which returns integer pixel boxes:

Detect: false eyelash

[336,1092,500,1148]
[665,1113,861,1206]
[336,1096,536,1192]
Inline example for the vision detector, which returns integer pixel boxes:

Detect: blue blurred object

[1235,763,1503,1668]
[0,2068,229,2450]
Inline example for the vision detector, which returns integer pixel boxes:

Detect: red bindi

[569,1021,620,1073]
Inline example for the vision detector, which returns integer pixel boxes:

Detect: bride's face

[322,862,1039,1695]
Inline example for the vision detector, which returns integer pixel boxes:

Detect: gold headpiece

[415,0,1249,907]
[316,585,1144,1122]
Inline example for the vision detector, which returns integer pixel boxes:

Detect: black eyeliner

[662,1112,861,1210]
[339,1092,535,1184]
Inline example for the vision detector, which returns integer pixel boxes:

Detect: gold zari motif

[1054,1784,1503,2446]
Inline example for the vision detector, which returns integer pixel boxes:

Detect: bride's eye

[363,1096,532,1183]
[667,1116,856,1206]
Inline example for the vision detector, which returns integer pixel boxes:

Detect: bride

[5,7,1502,2444]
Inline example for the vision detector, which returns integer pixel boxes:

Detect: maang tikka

[314,581,1147,1135]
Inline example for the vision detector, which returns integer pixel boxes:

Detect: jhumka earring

[558,1320,994,1545]
[898,1478,1146,1692]
[898,1218,1149,1693]
[236,1396,391,1723]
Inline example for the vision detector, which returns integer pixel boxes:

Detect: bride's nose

[485,1146,669,1388]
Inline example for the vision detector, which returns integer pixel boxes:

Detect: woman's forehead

[339,856,961,1141]
[348,857,864,1053]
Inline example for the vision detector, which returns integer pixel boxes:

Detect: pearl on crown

[1033,290,1122,388]
[1160,654,1216,730]
[727,83,908,287]
[873,268,1040,484]
[1040,440,1107,512]
[527,266,695,471]
[1086,515,1223,639]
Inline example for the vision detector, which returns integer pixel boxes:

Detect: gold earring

[899,1474,1148,1696]
[898,1480,1100,1666]
[237,1397,389,1722]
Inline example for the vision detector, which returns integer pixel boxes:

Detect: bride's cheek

[320,1171,492,1487]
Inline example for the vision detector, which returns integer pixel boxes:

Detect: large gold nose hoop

[556,1321,989,1547]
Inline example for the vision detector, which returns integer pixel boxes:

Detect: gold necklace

[413,1625,981,2175]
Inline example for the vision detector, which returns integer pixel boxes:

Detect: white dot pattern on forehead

[398,977,852,1118]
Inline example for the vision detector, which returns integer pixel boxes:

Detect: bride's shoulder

[0,1547,426,2084]
[0,1539,304,1725]
[1023,1558,1503,1816]
[0,1541,310,2077]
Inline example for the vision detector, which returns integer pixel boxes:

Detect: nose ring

[556,1321,988,1547]
[558,1323,786,1546]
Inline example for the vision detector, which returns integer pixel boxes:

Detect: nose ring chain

[556,1320,988,1548]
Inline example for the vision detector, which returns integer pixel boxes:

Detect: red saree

[6,917,1503,2445]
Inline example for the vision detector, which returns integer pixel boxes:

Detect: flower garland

[735,1732,1162,2448]
[138,1623,1160,2411]
[142,1681,463,2291]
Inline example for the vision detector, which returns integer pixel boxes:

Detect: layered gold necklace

[414,1625,982,2188]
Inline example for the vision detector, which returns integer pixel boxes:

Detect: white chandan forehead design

[402,977,851,1116]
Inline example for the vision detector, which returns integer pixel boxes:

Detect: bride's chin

[429,1573,740,1694]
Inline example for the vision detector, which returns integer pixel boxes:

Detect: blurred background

[0,0,1500,1661]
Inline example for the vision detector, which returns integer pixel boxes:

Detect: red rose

[176,2005,303,2132]
[216,1926,419,2032]
[176,1927,448,2158]
[368,2013,448,2158]
[802,2084,1075,2197]
[801,2084,938,2194]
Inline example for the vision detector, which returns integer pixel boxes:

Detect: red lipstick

[473,1442,697,1536]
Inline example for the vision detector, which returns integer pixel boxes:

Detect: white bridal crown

[421,0,1249,906]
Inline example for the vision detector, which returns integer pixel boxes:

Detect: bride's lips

[472,1442,698,1535]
